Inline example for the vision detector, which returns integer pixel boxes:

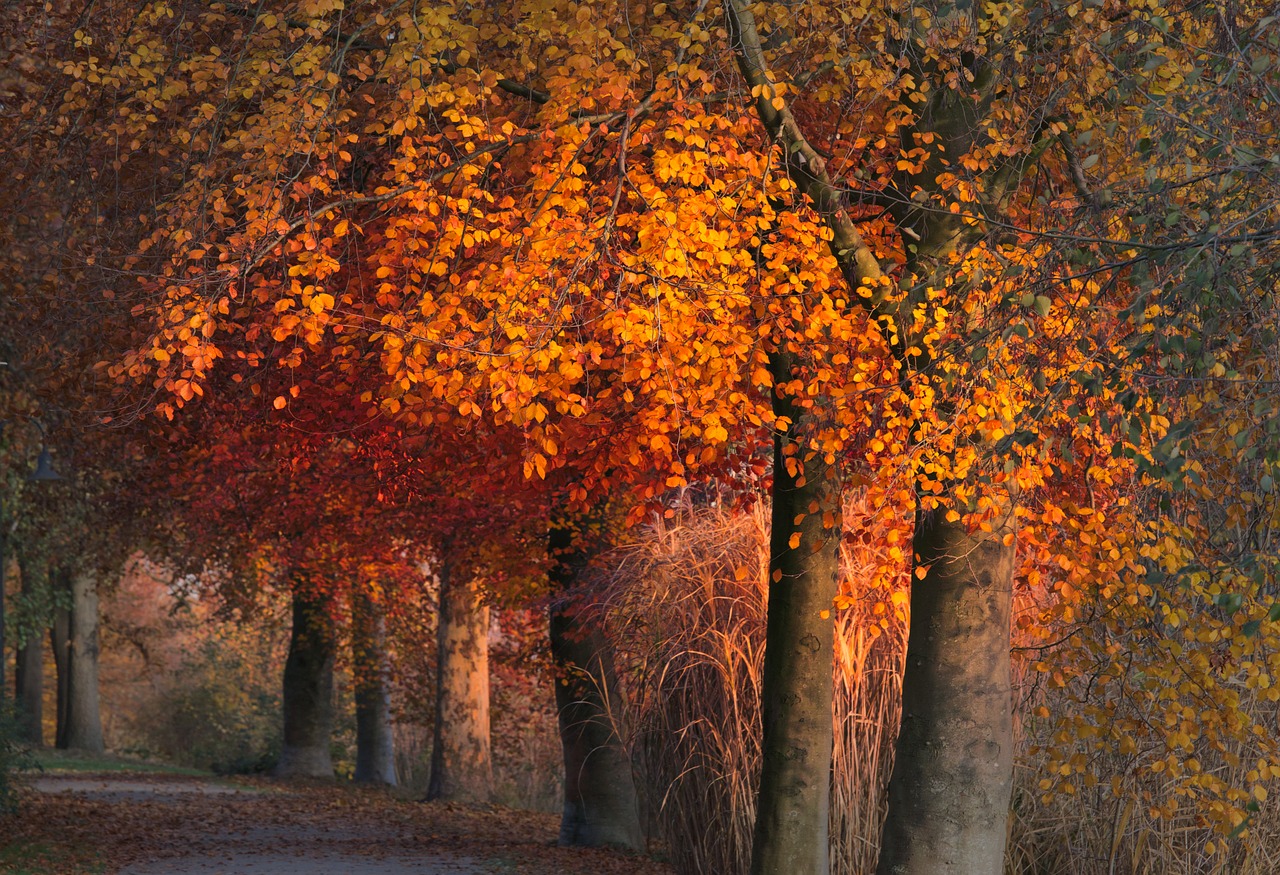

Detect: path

[6,773,670,875]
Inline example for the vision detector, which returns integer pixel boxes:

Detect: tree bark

[14,555,44,746]
[64,568,104,753]
[50,570,70,750]
[15,629,43,746]
[876,501,1016,875]
[275,586,335,779]
[352,587,396,786]
[548,522,644,851]
[426,564,493,803]
[749,350,841,875]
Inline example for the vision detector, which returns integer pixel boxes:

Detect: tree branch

[721,0,886,301]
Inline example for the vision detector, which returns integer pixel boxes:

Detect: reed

[600,499,905,875]
[594,500,1280,874]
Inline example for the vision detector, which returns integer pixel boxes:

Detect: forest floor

[0,766,675,875]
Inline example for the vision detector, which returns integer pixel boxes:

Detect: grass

[0,840,103,875]
[28,748,211,777]
[601,500,905,875]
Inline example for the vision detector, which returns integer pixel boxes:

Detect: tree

[277,578,337,778]
[546,515,645,850]
[37,0,1280,871]
[352,582,396,786]
[426,553,494,804]
[62,567,105,753]
[715,0,1280,870]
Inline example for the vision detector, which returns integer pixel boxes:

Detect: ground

[0,758,674,875]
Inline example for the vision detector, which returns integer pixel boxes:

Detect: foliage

[138,638,285,775]
[99,564,289,773]
[597,497,1280,874]
[0,697,36,815]
[489,617,563,812]
[2,0,1279,869]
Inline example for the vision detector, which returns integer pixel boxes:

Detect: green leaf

[1216,592,1244,614]
[1033,295,1051,317]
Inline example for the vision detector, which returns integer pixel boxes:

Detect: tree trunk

[352,587,396,786]
[15,630,43,746]
[750,350,841,875]
[50,572,70,750]
[426,564,493,803]
[876,500,1016,875]
[548,523,644,851]
[0,540,9,697]
[275,586,335,779]
[64,568,104,753]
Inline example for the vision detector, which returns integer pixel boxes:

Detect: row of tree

[2,0,1279,873]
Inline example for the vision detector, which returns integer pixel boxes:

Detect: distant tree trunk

[15,631,43,746]
[426,563,493,803]
[875,500,1016,875]
[275,586,335,779]
[352,587,396,786]
[548,523,644,851]
[749,349,841,875]
[50,569,70,750]
[64,568,104,753]
[14,555,44,746]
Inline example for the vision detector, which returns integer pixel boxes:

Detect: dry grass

[592,501,1280,875]
[599,500,905,875]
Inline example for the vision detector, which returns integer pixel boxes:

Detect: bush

[0,696,36,813]
[136,639,283,773]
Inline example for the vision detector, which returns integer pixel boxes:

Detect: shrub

[0,696,36,813]
[135,638,283,773]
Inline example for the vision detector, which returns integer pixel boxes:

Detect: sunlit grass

[29,748,210,777]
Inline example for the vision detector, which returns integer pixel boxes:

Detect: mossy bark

[426,567,492,802]
[275,586,335,779]
[353,589,396,786]
[15,630,43,746]
[749,350,841,875]
[548,522,644,851]
[15,556,44,746]
[64,569,104,753]
[50,570,70,750]
[876,502,1016,875]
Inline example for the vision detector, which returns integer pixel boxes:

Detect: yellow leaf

[788,532,801,550]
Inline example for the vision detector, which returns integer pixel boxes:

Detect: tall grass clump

[600,499,908,875]
[595,499,1280,874]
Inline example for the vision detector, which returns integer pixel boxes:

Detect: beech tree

[22,1,1279,873]
[352,583,396,786]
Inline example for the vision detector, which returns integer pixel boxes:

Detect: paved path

[30,774,498,874]
[119,851,484,874]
